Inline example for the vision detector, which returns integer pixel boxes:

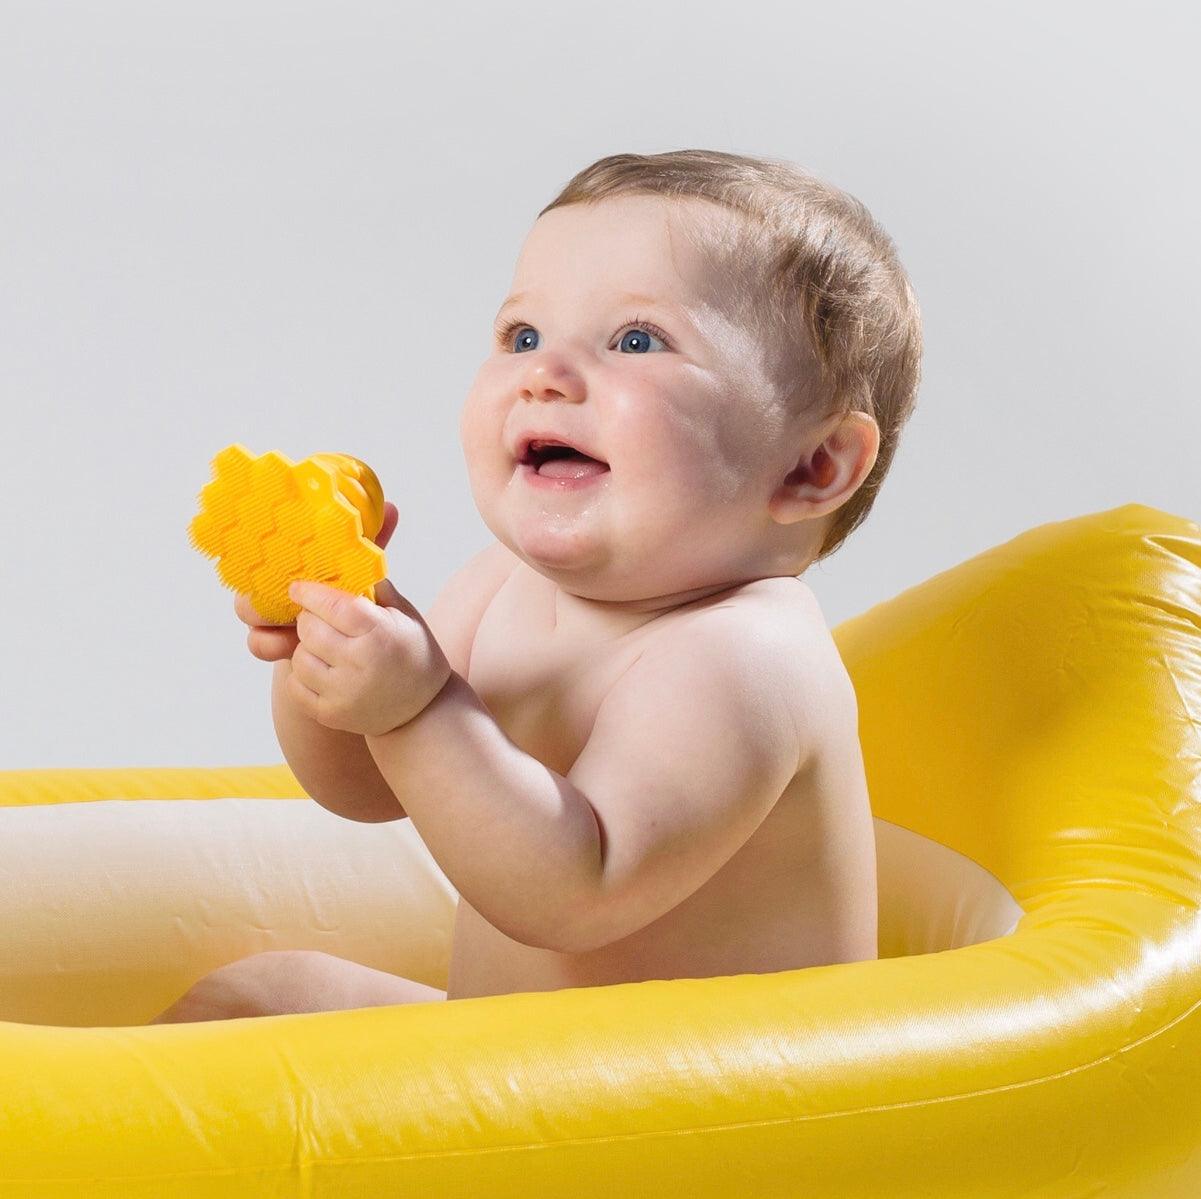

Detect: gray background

[1,1,1195,769]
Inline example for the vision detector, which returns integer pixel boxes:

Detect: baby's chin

[508,524,613,578]
[500,492,615,570]
[512,540,712,611]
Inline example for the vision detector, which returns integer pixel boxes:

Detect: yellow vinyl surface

[0,503,1198,1196]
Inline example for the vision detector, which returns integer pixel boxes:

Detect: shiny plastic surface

[1,503,1197,1196]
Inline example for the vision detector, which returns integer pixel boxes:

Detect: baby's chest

[466,624,642,777]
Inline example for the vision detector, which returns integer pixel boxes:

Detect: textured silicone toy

[187,443,389,626]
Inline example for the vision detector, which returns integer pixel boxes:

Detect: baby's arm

[272,658,410,822]
[277,541,518,823]
[559,609,809,951]
[363,605,808,955]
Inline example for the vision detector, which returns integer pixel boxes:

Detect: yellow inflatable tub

[1,503,1198,1197]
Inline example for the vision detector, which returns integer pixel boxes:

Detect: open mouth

[521,442,610,479]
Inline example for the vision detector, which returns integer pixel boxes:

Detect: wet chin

[511,521,607,573]
[493,464,622,574]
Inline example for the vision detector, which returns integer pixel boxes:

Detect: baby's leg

[149,950,445,1023]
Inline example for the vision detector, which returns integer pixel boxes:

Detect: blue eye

[495,315,672,354]
[509,326,538,353]
[615,325,665,354]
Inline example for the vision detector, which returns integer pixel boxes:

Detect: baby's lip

[514,430,608,466]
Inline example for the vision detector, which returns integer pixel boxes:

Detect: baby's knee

[148,957,271,1024]
[221,949,324,1015]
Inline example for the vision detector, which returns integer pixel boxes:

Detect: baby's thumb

[373,577,418,619]
[374,577,400,605]
[372,501,399,549]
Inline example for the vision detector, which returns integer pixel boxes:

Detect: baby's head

[461,149,922,608]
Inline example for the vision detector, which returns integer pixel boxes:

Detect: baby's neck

[541,571,763,639]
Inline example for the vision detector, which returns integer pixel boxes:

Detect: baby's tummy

[447,899,579,999]
[444,830,877,1000]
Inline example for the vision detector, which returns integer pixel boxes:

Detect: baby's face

[461,194,808,606]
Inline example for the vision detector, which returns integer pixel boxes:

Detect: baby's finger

[246,626,300,662]
[295,610,347,666]
[290,643,333,690]
[234,590,294,628]
[372,501,398,550]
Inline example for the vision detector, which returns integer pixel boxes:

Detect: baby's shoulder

[671,576,853,713]
[742,574,822,619]
[677,575,825,644]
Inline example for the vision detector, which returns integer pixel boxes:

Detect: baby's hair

[538,149,923,566]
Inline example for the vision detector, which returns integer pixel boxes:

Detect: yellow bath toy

[187,443,388,623]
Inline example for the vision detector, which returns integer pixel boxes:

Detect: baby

[152,149,921,1023]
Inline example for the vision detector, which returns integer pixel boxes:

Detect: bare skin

[447,193,879,995]
[150,549,876,1022]
[151,193,881,1022]
[446,556,878,999]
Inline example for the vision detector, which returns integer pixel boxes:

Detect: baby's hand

[236,501,399,663]
[285,573,452,738]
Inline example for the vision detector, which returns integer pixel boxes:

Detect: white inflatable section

[874,816,1024,957]
[0,799,457,1026]
[0,799,1022,1026]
